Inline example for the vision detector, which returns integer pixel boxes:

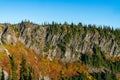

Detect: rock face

[0,21,120,80]
[0,22,120,62]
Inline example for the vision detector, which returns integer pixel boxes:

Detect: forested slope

[0,21,120,80]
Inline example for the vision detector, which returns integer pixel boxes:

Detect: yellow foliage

[110,56,120,62]
[38,57,92,79]
[1,41,92,80]
[3,41,38,79]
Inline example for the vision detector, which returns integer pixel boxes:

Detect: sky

[0,0,120,28]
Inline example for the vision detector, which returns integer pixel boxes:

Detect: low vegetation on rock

[0,21,120,80]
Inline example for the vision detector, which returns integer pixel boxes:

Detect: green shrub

[63,33,71,44]
[44,42,50,52]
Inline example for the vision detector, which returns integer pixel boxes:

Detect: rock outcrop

[0,21,120,80]
[0,22,120,62]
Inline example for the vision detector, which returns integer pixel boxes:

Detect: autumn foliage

[0,41,93,80]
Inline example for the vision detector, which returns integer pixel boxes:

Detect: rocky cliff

[1,22,120,61]
[0,21,120,80]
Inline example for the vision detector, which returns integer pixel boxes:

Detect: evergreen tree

[1,68,5,80]
[27,65,34,80]
[20,55,29,80]
[9,55,18,80]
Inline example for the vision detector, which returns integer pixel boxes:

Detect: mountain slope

[0,21,120,80]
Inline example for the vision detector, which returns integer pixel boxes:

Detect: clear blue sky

[0,0,120,28]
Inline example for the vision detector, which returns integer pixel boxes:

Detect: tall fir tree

[20,55,29,80]
[9,55,18,80]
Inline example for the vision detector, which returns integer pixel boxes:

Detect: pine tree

[9,55,18,80]
[28,66,34,80]
[1,68,5,80]
[20,55,29,80]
